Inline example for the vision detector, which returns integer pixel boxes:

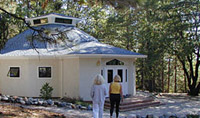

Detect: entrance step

[104,96,163,111]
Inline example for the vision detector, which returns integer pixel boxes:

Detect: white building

[0,13,146,101]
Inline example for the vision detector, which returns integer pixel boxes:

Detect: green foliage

[135,0,200,95]
[186,114,199,118]
[40,83,53,100]
[135,0,167,92]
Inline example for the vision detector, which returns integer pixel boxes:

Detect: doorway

[103,67,128,96]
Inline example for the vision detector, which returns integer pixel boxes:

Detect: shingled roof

[0,24,146,58]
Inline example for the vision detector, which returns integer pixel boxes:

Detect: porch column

[133,63,136,95]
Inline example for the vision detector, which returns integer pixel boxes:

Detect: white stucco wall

[127,59,136,95]
[0,57,137,100]
[0,59,61,97]
[79,58,101,101]
[62,58,80,99]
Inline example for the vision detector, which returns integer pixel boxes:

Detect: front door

[104,67,128,97]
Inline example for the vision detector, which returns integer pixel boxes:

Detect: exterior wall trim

[0,54,147,59]
[37,66,53,79]
[8,66,21,79]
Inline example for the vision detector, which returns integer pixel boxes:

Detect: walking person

[109,75,124,118]
[90,74,107,118]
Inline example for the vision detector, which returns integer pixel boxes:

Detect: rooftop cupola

[25,13,81,26]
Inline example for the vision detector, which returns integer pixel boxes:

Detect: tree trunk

[167,58,171,93]
[126,26,130,50]
[184,72,187,92]
[142,60,144,90]
[178,55,200,96]
[174,58,177,93]
[162,60,164,92]
[188,82,200,96]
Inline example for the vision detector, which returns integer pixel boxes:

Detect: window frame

[37,66,52,79]
[106,59,125,65]
[8,66,21,79]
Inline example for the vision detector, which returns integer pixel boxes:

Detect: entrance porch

[104,96,162,111]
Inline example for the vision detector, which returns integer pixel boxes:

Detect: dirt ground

[0,104,66,118]
[0,93,199,118]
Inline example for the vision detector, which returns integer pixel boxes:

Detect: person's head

[93,74,105,85]
[113,75,121,82]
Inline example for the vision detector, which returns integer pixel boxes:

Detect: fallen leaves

[0,104,66,118]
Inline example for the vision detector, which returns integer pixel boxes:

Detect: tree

[135,0,199,95]
[0,13,9,48]
[135,0,168,92]
[40,83,53,100]
[159,0,200,95]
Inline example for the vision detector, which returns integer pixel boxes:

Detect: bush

[186,114,199,118]
[40,83,53,100]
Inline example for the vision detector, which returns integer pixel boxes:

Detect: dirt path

[0,104,67,118]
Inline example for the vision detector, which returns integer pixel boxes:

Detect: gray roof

[0,24,145,58]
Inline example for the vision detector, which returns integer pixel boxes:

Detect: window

[55,18,72,24]
[9,67,20,77]
[118,69,123,82]
[33,18,48,25]
[38,67,51,78]
[107,70,113,83]
[33,19,40,24]
[106,59,124,65]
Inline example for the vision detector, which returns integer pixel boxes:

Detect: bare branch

[0,7,40,32]
[0,7,70,52]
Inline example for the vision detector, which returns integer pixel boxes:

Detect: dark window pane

[55,18,72,24]
[106,59,124,65]
[39,67,51,78]
[107,70,113,83]
[118,69,123,82]
[10,67,20,77]
[33,19,41,24]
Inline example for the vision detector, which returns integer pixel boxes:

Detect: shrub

[40,83,53,100]
[186,114,199,118]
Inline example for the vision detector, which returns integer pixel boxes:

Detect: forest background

[0,0,200,96]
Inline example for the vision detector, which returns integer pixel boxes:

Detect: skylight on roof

[25,13,81,26]
[55,18,72,24]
